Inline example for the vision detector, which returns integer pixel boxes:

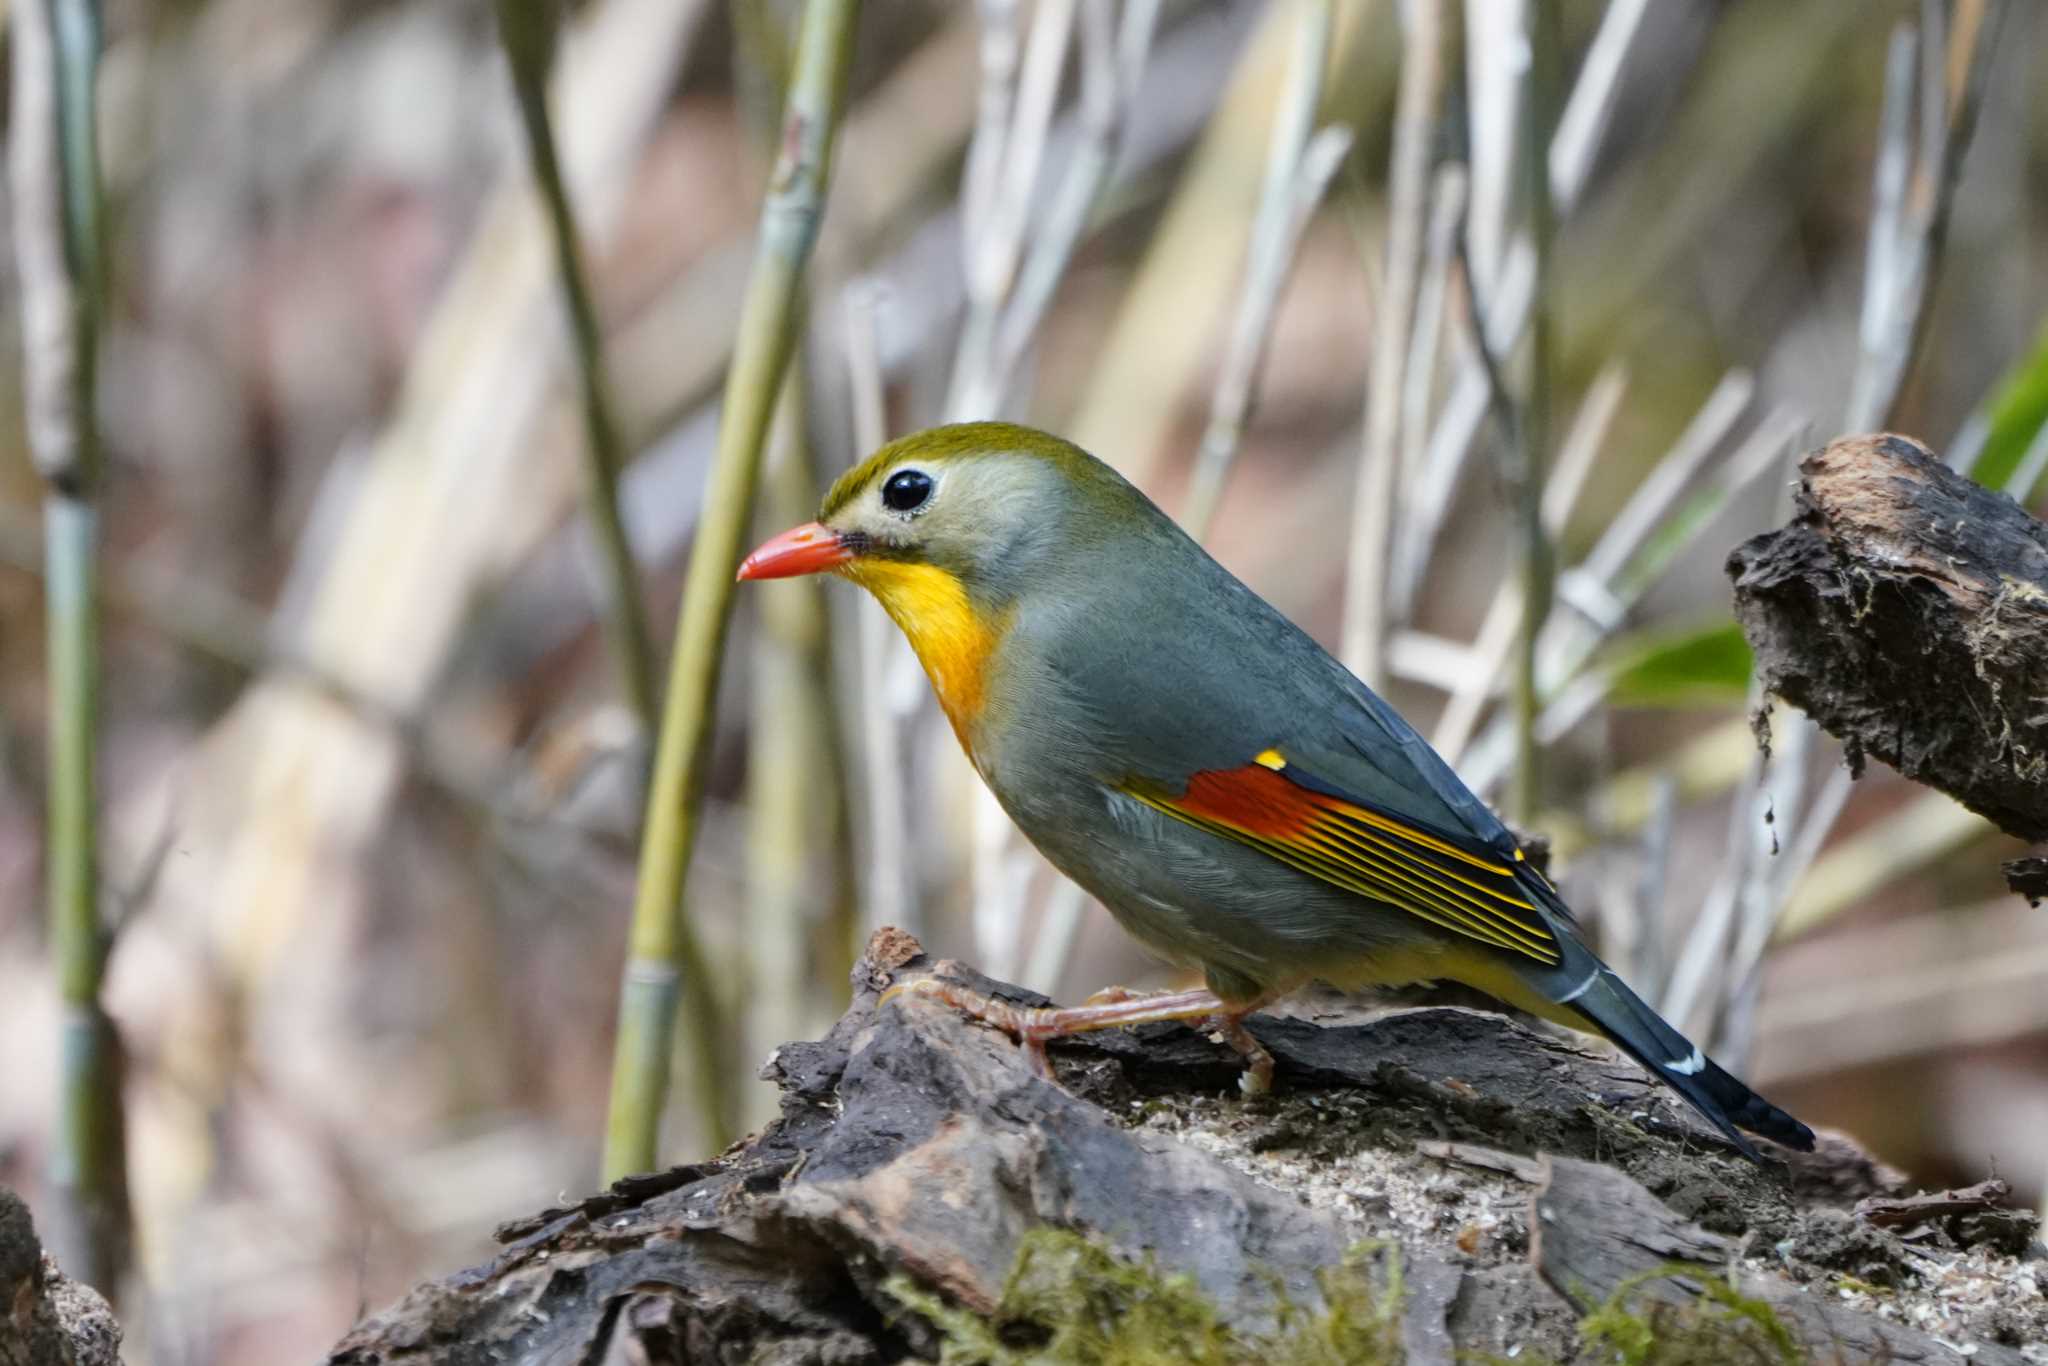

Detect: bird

[737,421,1814,1160]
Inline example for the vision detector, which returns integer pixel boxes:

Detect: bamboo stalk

[1341,0,1441,686]
[1844,0,2004,431]
[1398,165,1466,501]
[946,0,1075,420]
[1507,0,1562,827]
[1426,361,1625,762]
[605,0,860,1180]
[989,0,1161,398]
[1390,0,1648,617]
[841,284,919,949]
[1182,0,1345,538]
[1477,412,1801,796]
[1067,3,1371,493]
[11,0,127,1292]
[945,0,1172,979]
[496,0,661,752]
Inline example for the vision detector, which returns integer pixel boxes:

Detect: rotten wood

[0,1191,122,1366]
[1727,433,2048,872]
[1534,1158,2026,1365]
[2002,855,2048,906]
[325,930,2037,1364]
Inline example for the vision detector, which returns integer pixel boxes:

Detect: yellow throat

[840,559,1008,746]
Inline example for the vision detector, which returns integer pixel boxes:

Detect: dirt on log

[1726,432,2048,862]
[327,930,2045,1364]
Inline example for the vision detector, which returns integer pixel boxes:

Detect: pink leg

[883,977,1275,1091]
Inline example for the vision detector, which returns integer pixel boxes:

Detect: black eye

[881,469,933,513]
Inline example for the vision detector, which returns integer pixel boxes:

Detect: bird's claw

[1207,1014,1275,1095]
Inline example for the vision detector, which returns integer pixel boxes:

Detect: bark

[0,1191,122,1366]
[323,930,2045,1364]
[1727,433,2048,864]
[1533,1159,2015,1364]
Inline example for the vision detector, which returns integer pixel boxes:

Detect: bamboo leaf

[1964,319,2048,495]
[1604,618,1754,708]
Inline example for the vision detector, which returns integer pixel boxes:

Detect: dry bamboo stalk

[1390,0,1649,616]
[1397,164,1466,501]
[990,0,1161,395]
[840,284,916,944]
[1425,362,1626,762]
[1180,0,1342,538]
[1341,0,1442,686]
[1457,402,1798,797]
[946,0,1076,421]
[1068,2,1376,491]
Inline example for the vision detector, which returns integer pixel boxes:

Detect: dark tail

[1559,957,1814,1161]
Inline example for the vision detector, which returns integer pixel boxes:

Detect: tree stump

[325,930,2044,1363]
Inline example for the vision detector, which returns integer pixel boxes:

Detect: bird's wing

[1121,750,1564,967]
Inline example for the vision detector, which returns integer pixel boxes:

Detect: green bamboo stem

[11,0,127,1292]
[495,0,660,749]
[1509,0,1560,829]
[604,0,860,1180]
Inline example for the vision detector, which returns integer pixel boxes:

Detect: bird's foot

[1205,1013,1276,1096]
[882,976,1273,1091]
[1082,983,1176,1006]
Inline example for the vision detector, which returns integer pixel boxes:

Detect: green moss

[1577,1264,1803,1365]
[883,1228,1404,1366]
[1830,1274,1892,1298]
[888,1235,1816,1365]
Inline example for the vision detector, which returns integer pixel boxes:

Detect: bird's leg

[884,977,1274,1089]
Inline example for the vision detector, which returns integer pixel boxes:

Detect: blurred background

[1,0,2045,1359]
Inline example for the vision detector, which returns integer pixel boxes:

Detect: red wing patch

[1125,760,1561,965]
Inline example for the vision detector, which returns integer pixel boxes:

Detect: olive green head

[809,421,1138,595]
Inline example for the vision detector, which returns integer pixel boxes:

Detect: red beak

[736,521,855,580]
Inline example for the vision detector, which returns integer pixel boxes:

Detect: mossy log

[1727,433,2048,868]
[326,931,2041,1364]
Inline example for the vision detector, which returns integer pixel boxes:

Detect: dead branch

[1728,433,2048,866]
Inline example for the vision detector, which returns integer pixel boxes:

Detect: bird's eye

[881,469,933,513]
